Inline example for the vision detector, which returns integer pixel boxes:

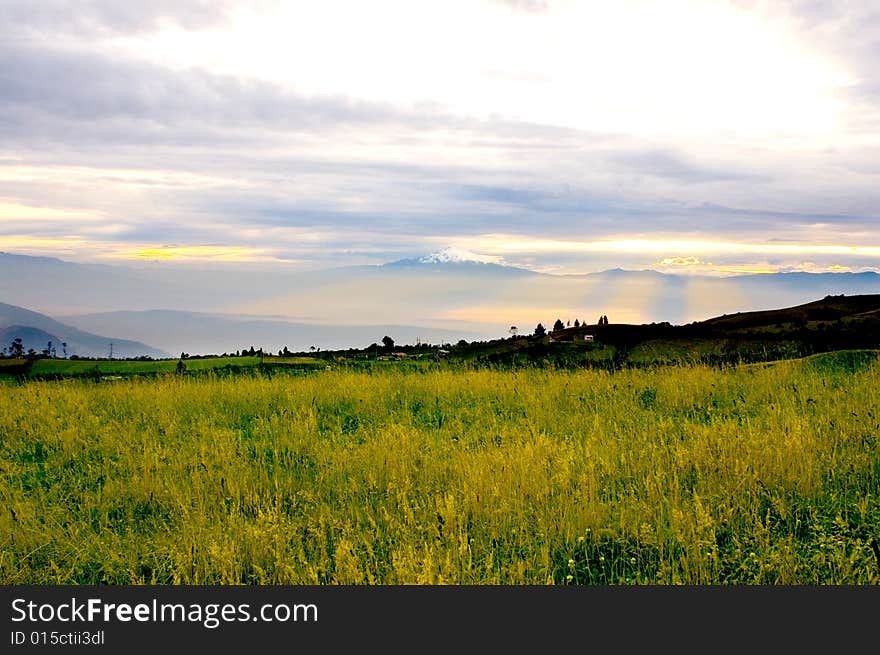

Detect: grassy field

[0,355,327,379]
[27,356,261,376]
[627,338,805,365]
[1,352,878,584]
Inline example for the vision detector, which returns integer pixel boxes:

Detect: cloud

[455,185,553,208]
[0,0,268,37]
[1,1,878,276]
[730,1,880,132]
[493,0,551,13]
[608,149,766,184]
[0,43,429,140]
[657,256,712,268]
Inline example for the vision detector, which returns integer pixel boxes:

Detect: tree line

[530,314,609,337]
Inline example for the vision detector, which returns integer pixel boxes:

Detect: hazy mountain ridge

[4,251,880,355]
[58,310,496,356]
[0,302,169,358]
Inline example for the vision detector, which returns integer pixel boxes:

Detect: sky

[1,0,879,276]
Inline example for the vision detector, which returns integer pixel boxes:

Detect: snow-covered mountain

[384,247,537,275]
[416,247,502,265]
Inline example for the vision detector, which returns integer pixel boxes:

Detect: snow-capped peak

[417,247,500,265]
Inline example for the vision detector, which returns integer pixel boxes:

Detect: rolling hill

[450,294,880,367]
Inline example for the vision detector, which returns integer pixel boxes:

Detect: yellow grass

[1,359,878,584]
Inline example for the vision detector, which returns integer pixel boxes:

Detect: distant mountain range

[0,302,168,358]
[58,310,494,356]
[3,249,880,355]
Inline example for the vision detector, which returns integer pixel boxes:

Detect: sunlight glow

[108,0,851,139]
[485,238,880,257]
[122,246,274,262]
[0,202,104,222]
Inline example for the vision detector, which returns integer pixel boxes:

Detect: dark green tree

[382,335,395,351]
[534,323,546,337]
[553,318,565,331]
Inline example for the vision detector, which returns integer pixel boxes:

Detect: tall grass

[1,357,878,584]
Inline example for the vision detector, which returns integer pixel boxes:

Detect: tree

[602,315,609,325]
[534,323,546,337]
[382,335,395,351]
[61,342,67,358]
[176,359,187,374]
[509,325,518,338]
[574,319,580,327]
[10,337,23,358]
[553,318,565,332]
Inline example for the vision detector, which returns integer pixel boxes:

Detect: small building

[583,334,595,342]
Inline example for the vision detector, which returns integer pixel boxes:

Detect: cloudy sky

[1,0,879,275]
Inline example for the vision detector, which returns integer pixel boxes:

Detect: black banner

[1,585,877,652]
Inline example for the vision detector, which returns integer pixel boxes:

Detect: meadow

[1,353,878,584]
[0,355,325,379]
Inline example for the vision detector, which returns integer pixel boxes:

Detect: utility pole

[109,342,113,360]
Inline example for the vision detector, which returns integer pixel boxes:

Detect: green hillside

[466,294,880,368]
